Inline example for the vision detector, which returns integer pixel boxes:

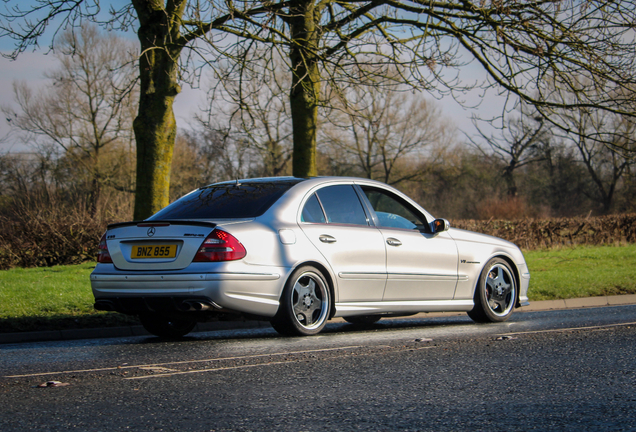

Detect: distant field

[0,245,635,332]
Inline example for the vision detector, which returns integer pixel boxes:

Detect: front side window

[361,187,426,230]
[315,185,369,226]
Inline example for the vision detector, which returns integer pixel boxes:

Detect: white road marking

[125,346,439,380]
[3,346,364,378]
[125,359,310,380]
[496,321,636,337]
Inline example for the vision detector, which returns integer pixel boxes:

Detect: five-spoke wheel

[468,258,517,323]
[271,266,331,336]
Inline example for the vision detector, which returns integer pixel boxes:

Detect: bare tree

[471,104,549,197]
[169,133,224,199]
[3,1,636,219]
[198,56,293,178]
[180,127,257,183]
[0,151,55,199]
[320,83,453,185]
[207,0,636,178]
[557,108,636,213]
[2,24,137,215]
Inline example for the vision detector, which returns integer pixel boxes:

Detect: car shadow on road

[135,314,476,345]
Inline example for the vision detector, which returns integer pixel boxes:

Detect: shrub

[0,206,104,269]
[0,191,130,270]
[452,214,636,250]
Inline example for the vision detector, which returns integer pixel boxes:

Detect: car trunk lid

[104,221,216,271]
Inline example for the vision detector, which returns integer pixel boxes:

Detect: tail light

[97,232,113,263]
[193,229,246,262]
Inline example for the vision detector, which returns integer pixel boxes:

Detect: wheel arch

[288,260,337,319]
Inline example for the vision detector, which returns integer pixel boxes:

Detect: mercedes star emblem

[147,227,156,237]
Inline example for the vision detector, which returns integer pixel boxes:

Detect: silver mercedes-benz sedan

[92,176,530,338]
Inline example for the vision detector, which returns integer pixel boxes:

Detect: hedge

[1,211,634,269]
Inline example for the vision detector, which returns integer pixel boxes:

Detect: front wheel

[139,314,197,338]
[271,266,331,336]
[468,258,517,323]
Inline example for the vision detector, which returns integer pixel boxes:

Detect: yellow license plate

[131,244,177,259]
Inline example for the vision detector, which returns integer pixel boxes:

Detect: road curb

[525,294,636,311]
[2,294,636,344]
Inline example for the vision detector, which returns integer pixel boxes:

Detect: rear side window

[148,180,303,220]
[301,194,326,223]
[316,185,369,226]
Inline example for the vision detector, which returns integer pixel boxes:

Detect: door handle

[386,238,402,246]
[319,235,337,244]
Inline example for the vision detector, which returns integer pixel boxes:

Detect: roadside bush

[453,214,636,250]
[0,206,103,270]
[0,191,131,270]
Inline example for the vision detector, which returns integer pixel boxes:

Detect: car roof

[207,176,397,189]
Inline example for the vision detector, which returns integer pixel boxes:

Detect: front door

[359,186,459,301]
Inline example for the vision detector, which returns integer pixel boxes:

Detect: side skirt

[333,299,474,318]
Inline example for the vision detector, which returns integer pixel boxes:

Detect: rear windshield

[147,179,304,220]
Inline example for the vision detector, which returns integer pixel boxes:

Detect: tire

[271,266,331,336]
[467,258,517,323]
[344,315,382,325]
[139,314,197,338]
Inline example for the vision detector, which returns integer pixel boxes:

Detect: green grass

[525,244,636,301]
[0,262,135,332]
[1,245,635,333]
[0,262,96,318]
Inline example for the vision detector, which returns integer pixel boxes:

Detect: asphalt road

[1,305,635,431]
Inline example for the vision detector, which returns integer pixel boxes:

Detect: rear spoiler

[106,220,217,230]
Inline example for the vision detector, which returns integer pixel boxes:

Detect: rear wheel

[271,266,331,336]
[344,315,381,325]
[139,314,197,338]
[468,258,517,323]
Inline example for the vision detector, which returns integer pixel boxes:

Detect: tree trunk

[503,166,518,197]
[89,174,100,217]
[89,147,100,217]
[132,0,184,220]
[289,0,321,178]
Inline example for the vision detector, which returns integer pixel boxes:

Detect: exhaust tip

[180,300,222,312]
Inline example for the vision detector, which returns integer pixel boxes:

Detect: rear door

[299,184,387,302]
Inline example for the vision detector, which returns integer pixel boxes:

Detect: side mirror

[431,218,450,233]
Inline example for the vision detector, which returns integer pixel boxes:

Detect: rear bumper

[91,269,287,318]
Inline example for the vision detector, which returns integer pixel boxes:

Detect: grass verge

[0,262,135,333]
[524,244,636,300]
[1,245,635,333]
